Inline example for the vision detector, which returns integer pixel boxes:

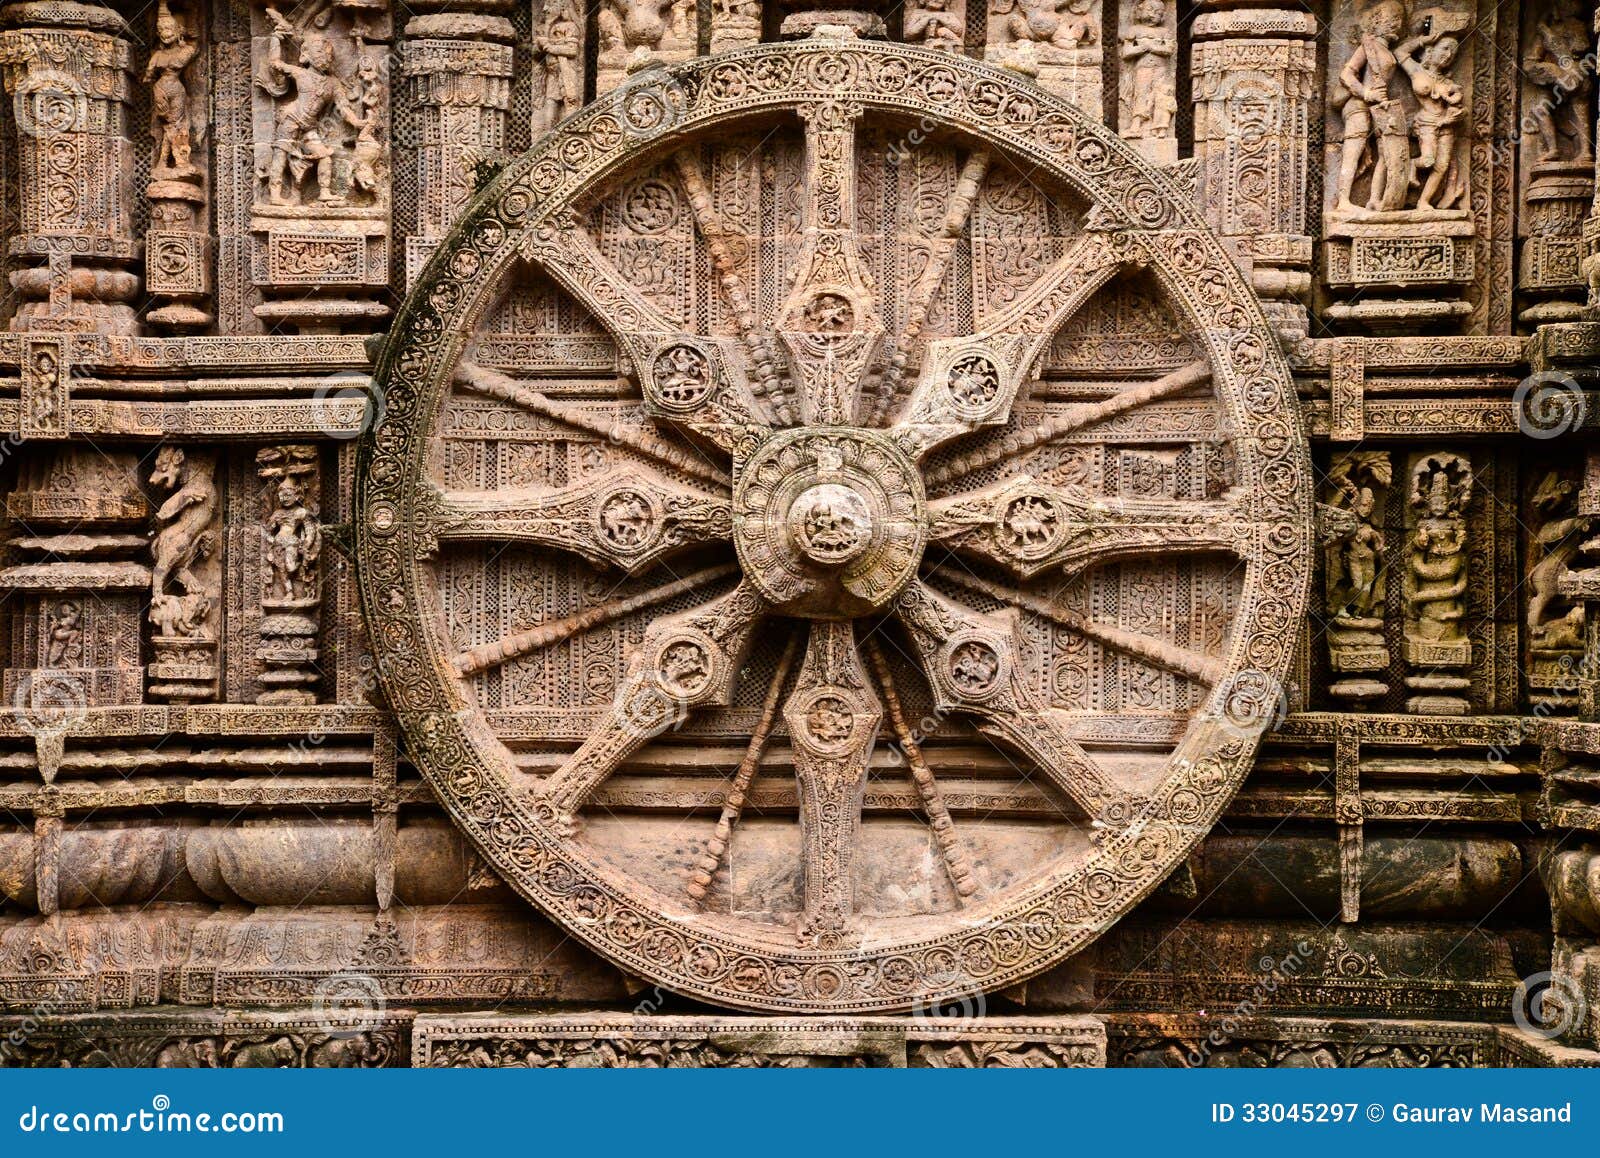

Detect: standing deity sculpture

[264,477,322,602]
[256,7,347,206]
[1402,452,1473,714]
[1396,29,1464,212]
[1333,0,1409,216]
[1323,453,1391,706]
[146,0,199,179]
[1524,0,1595,164]
[535,2,582,132]
[1118,0,1177,145]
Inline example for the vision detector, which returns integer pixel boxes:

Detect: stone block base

[411,1012,1107,1068]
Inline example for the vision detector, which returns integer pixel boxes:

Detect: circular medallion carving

[359,40,1312,1013]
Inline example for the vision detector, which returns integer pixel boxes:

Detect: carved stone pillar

[1191,6,1316,339]
[147,446,222,703]
[984,0,1101,119]
[401,9,515,285]
[597,0,697,95]
[248,1,392,333]
[144,0,212,330]
[1402,451,1473,715]
[0,1,140,335]
[255,446,322,704]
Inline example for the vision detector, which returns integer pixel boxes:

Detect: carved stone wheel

[359,36,1312,1012]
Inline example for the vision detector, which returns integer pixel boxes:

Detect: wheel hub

[734,427,925,619]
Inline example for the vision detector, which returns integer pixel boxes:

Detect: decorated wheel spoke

[927,476,1251,581]
[426,471,732,575]
[783,620,881,948]
[538,580,768,828]
[363,38,1310,1013]
[935,568,1226,688]
[894,579,1133,820]
[516,217,765,441]
[778,101,881,427]
[455,359,733,488]
[895,228,1142,455]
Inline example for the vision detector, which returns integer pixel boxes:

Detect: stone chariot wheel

[358,34,1312,1013]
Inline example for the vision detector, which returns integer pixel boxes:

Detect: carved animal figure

[149,446,218,637]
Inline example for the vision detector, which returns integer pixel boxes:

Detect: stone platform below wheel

[410,1012,1107,1068]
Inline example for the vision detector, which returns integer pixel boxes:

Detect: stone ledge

[411,1011,1107,1068]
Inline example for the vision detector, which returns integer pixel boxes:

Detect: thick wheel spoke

[783,619,881,949]
[428,471,731,575]
[928,475,1250,581]
[539,581,768,828]
[777,102,883,427]
[894,579,1133,819]
[894,229,1140,456]
[936,569,1226,687]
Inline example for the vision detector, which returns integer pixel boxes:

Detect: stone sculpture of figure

[45,600,83,668]
[1328,473,1387,621]
[906,0,966,53]
[256,6,346,206]
[1334,0,1409,215]
[1119,0,1177,140]
[145,0,199,179]
[264,477,321,601]
[338,34,386,201]
[1528,471,1590,645]
[149,446,218,637]
[535,2,582,132]
[1406,458,1470,643]
[1396,31,1464,211]
[599,0,678,61]
[1524,0,1595,163]
[998,0,1097,51]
